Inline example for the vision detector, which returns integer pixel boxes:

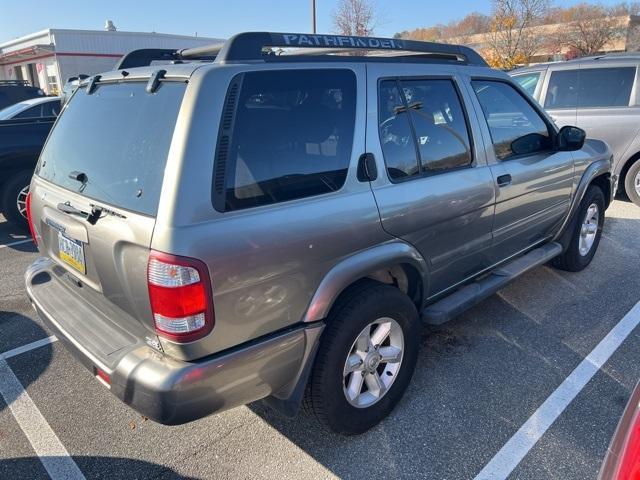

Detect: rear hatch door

[31,79,187,342]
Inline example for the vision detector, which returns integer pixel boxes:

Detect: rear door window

[14,104,43,119]
[378,78,473,180]
[513,72,541,97]
[544,70,579,109]
[37,81,186,216]
[41,99,61,117]
[378,80,420,179]
[578,67,636,108]
[220,69,356,211]
[401,79,473,172]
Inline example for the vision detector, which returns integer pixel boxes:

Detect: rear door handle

[497,174,512,187]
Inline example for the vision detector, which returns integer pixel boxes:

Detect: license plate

[58,232,86,274]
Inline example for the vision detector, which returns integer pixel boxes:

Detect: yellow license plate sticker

[58,232,86,274]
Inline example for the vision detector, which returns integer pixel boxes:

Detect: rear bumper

[25,257,323,425]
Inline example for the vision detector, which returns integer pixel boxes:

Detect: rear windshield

[37,81,186,216]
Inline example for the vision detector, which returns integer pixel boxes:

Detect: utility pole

[311,0,317,33]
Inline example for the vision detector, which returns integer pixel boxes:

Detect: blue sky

[0,0,628,41]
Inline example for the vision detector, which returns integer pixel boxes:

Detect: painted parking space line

[0,238,32,249]
[1,336,58,360]
[475,300,640,480]
[0,336,82,479]
[0,357,85,480]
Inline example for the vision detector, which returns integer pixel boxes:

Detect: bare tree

[609,2,640,16]
[555,3,627,56]
[487,0,550,68]
[332,0,378,36]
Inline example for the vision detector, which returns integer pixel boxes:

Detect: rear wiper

[57,202,123,225]
[88,204,127,223]
[57,201,86,216]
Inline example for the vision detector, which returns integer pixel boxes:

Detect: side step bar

[421,242,562,326]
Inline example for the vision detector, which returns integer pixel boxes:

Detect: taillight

[613,406,640,480]
[25,191,38,246]
[147,251,214,343]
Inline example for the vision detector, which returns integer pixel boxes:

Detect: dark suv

[25,32,613,435]
[0,80,45,110]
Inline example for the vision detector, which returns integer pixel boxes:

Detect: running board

[421,242,562,326]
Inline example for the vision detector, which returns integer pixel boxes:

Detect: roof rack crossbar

[115,45,222,70]
[115,32,488,69]
[115,48,180,70]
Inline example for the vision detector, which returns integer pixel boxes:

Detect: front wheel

[304,282,420,435]
[551,185,605,272]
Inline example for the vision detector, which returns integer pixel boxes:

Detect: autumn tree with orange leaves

[486,0,550,69]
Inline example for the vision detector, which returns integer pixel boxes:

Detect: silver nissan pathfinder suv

[25,32,614,435]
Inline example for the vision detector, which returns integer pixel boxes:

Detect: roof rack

[116,31,487,69]
[0,80,30,86]
[592,52,640,60]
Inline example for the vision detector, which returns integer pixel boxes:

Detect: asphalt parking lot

[1,199,639,480]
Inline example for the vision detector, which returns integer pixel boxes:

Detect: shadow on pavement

[246,213,640,478]
[0,457,202,480]
[0,313,52,415]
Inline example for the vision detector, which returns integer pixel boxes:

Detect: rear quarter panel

[152,63,391,359]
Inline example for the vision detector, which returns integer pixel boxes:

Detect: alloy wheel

[343,317,404,408]
[579,203,599,256]
[16,185,29,219]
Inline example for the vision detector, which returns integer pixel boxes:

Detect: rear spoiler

[116,31,487,69]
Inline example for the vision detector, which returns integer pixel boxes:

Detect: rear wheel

[0,170,32,229]
[552,185,605,272]
[305,282,420,435]
[624,159,640,207]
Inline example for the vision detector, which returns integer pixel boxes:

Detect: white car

[0,96,61,121]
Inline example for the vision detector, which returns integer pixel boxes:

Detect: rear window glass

[578,67,636,108]
[222,69,356,211]
[545,70,579,109]
[37,81,186,216]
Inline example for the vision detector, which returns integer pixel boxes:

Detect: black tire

[0,170,32,229]
[551,185,605,272]
[624,159,640,207]
[304,281,420,435]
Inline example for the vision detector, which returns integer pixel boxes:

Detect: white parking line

[1,336,58,360]
[0,238,32,249]
[0,359,85,479]
[475,300,640,480]
[0,337,84,480]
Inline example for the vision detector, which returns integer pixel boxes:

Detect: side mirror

[558,125,586,151]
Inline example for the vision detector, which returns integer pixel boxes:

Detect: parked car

[0,80,45,110]
[0,97,61,227]
[24,32,613,435]
[510,54,640,206]
[0,96,61,121]
[599,381,640,479]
